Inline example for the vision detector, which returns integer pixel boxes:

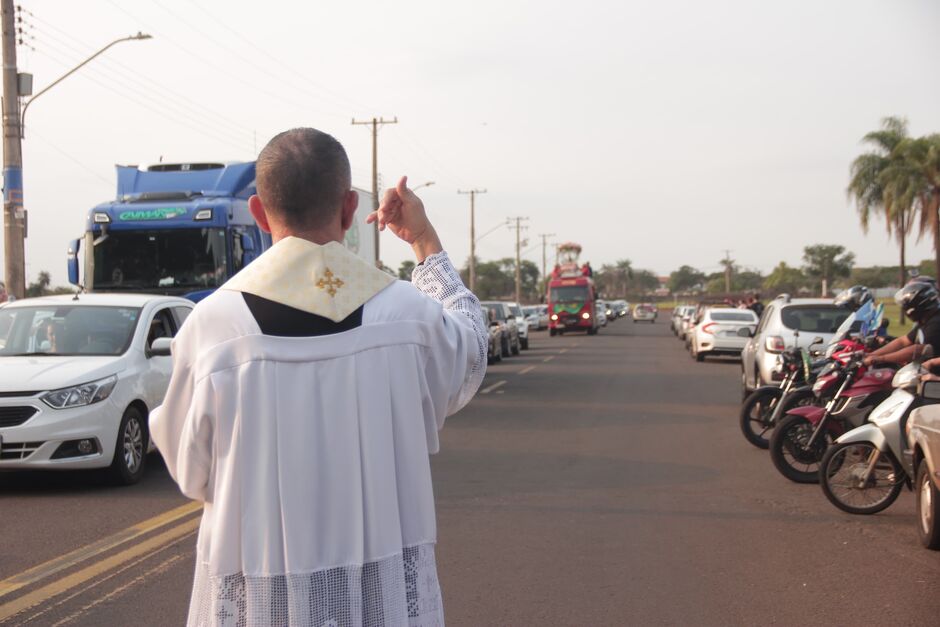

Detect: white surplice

[150,238,487,627]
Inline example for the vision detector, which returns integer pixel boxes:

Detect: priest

[150,127,487,626]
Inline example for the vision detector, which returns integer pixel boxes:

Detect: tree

[26,271,52,298]
[631,270,660,294]
[719,256,735,293]
[802,244,854,296]
[885,134,940,281]
[763,262,807,295]
[397,260,416,280]
[848,116,912,293]
[668,265,705,293]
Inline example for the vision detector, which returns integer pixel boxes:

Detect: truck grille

[0,406,39,427]
[1,441,44,460]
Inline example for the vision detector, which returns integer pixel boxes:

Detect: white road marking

[481,380,507,394]
[519,365,537,375]
[559,348,569,354]
[543,355,556,363]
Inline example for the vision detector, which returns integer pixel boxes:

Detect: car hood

[0,355,126,393]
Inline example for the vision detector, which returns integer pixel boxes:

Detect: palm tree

[884,134,940,281]
[848,117,912,296]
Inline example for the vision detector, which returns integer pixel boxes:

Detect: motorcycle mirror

[811,336,824,346]
[920,379,940,400]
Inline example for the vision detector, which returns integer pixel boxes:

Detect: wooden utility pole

[352,116,397,267]
[722,249,733,294]
[539,232,556,295]
[458,188,486,291]
[509,217,529,304]
[2,0,24,299]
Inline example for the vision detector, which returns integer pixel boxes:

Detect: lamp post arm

[21,33,151,134]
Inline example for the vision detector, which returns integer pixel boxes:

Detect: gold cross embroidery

[316,268,345,297]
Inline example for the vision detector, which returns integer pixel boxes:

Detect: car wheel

[917,459,940,549]
[109,405,148,485]
[502,337,510,356]
[521,337,529,350]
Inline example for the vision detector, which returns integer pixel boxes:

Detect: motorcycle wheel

[820,442,903,515]
[769,414,834,484]
[916,459,940,549]
[739,387,783,449]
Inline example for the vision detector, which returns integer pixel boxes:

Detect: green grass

[878,300,905,335]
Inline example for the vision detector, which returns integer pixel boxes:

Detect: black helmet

[833,285,873,311]
[895,281,940,322]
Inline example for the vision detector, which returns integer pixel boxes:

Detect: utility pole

[352,116,397,268]
[539,232,556,295]
[509,217,529,304]
[458,188,486,291]
[722,249,733,294]
[2,0,24,299]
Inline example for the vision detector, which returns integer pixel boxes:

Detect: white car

[0,293,194,484]
[523,305,548,331]
[689,307,759,362]
[595,300,608,327]
[506,302,530,350]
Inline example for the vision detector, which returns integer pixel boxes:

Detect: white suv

[740,296,851,395]
[506,302,530,350]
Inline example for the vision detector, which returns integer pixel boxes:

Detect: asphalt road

[2,317,939,626]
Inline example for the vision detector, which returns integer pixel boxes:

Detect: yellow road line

[0,501,201,600]
[0,517,200,623]
[49,554,185,627]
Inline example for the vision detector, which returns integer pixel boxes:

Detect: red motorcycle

[769,353,896,483]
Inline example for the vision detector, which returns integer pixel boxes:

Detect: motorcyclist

[864,281,940,367]
[833,285,873,311]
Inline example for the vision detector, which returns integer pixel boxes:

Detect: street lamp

[412,181,435,191]
[20,32,152,136]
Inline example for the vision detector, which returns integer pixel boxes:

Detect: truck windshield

[551,286,589,302]
[93,229,228,290]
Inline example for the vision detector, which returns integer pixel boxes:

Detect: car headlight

[41,375,118,409]
[551,314,558,321]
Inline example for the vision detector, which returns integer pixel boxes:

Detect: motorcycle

[740,303,879,450]
[819,352,937,515]
[739,343,819,449]
[769,304,892,483]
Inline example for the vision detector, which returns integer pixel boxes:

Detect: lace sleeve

[411,251,487,410]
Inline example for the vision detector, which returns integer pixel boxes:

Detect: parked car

[481,301,521,356]
[740,296,851,395]
[596,300,609,327]
[0,293,194,484]
[907,383,940,549]
[671,305,694,335]
[689,307,759,362]
[677,306,696,340]
[506,301,530,349]
[633,303,657,323]
[523,305,548,331]
[482,305,503,364]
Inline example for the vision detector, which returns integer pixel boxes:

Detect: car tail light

[702,323,716,335]
[765,336,785,353]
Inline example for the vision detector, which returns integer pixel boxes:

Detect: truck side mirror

[67,238,81,286]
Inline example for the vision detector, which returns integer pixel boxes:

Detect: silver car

[740,296,851,395]
[689,308,759,361]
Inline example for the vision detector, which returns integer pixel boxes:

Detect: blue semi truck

[68,162,376,301]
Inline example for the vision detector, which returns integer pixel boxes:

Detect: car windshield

[710,311,757,322]
[509,305,522,317]
[781,305,851,334]
[0,305,141,356]
[93,228,228,291]
[482,303,506,320]
[551,286,589,302]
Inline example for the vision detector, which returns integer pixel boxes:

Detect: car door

[745,305,773,386]
[142,306,179,410]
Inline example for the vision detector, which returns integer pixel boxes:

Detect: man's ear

[248,195,272,233]
[340,189,359,231]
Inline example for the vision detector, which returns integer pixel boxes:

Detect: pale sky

[5,0,940,286]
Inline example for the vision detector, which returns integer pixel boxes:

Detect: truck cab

[68,162,266,302]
